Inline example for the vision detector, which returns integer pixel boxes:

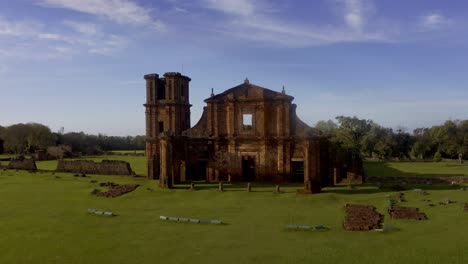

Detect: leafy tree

[411,128,435,159]
[2,123,55,154]
[0,125,5,154]
[373,128,397,159]
[392,127,413,159]
[3,123,32,154]
[314,119,338,137]
[436,120,468,163]
[26,123,56,152]
[333,116,374,156]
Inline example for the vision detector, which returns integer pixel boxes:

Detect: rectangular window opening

[242,114,253,130]
[158,121,164,133]
[157,84,166,100]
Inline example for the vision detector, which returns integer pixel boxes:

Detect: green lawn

[364,161,468,177]
[0,168,467,264]
[108,150,145,155]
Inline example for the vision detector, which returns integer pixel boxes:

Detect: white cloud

[199,0,386,46]
[0,16,127,60]
[342,0,371,31]
[0,17,39,37]
[420,12,450,30]
[174,6,188,13]
[37,0,165,30]
[203,0,256,16]
[64,21,100,35]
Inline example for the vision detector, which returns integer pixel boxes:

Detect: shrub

[433,151,442,162]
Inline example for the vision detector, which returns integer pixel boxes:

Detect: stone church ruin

[144,72,363,192]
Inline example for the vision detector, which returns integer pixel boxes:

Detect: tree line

[0,123,145,155]
[1,118,466,162]
[314,116,467,163]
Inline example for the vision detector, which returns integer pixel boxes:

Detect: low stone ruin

[388,206,427,220]
[56,160,133,175]
[93,182,139,198]
[344,204,383,231]
[8,157,37,171]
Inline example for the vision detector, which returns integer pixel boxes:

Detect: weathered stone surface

[94,182,139,198]
[8,158,37,171]
[47,145,73,159]
[144,72,364,191]
[344,204,383,231]
[56,160,133,175]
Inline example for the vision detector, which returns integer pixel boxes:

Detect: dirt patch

[388,206,427,220]
[94,182,139,198]
[464,203,468,212]
[344,204,383,231]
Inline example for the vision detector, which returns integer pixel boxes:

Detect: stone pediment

[205,79,293,103]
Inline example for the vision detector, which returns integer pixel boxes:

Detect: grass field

[1,157,468,263]
[1,156,468,264]
[364,161,468,177]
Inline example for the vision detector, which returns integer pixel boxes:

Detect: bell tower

[144,72,191,180]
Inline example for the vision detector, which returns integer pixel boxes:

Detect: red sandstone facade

[144,72,362,192]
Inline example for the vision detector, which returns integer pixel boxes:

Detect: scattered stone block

[210,220,222,225]
[179,218,189,222]
[344,204,383,231]
[168,217,178,221]
[388,206,427,220]
[314,225,328,231]
[189,219,200,223]
[160,216,168,220]
[94,183,139,198]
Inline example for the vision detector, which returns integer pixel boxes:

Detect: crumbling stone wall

[8,158,37,171]
[47,145,73,159]
[56,160,133,175]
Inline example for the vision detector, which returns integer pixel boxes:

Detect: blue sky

[0,0,467,136]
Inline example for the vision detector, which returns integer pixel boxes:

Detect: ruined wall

[56,160,133,175]
[8,158,37,171]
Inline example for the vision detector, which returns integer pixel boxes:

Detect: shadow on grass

[324,183,464,195]
[172,182,304,193]
[364,161,467,178]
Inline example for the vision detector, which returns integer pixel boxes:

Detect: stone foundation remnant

[8,157,37,171]
[56,160,133,175]
[94,182,139,198]
[344,204,383,231]
[388,206,427,220]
